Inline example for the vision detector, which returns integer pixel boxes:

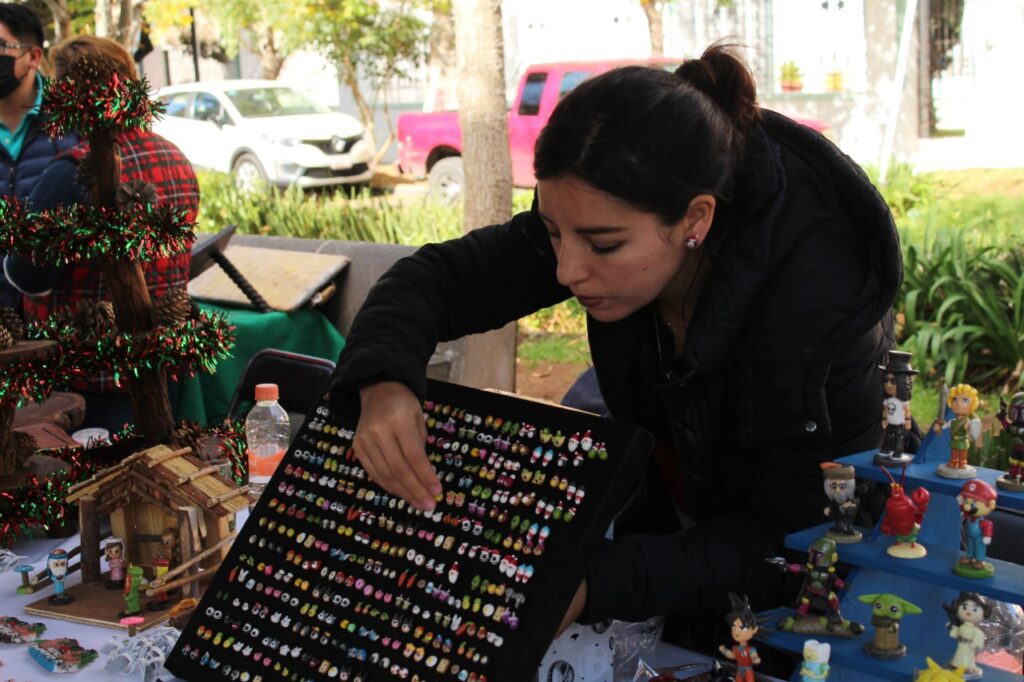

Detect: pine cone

[0,325,13,350]
[53,300,117,340]
[115,179,158,208]
[0,306,24,341]
[155,288,191,327]
[12,431,37,467]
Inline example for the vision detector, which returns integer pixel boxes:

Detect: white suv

[153,80,375,190]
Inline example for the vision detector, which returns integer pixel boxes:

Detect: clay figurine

[875,350,917,466]
[717,592,760,682]
[943,592,991,680]
[820,462,861,543]
[120,565,144,618]
[934,383,982,478]
[159,524,180,569]
[857,592,922,659]
[996,392,1024,491]
[799,639,831,682]
[879,465,930,559]
[147,554,171,611]
[104,537,126,589]
[955,479,998,578]
[766,536,864,637]
[46,549,73,605]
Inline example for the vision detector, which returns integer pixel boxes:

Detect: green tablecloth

[173,303,345,426]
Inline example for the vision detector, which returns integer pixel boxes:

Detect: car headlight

[261,133,301,146]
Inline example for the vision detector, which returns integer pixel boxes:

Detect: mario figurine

[955,479,998,578]
[996,392,1024,491]
[718,592,761,682]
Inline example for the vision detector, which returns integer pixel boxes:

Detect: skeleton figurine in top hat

[875,350,918,466]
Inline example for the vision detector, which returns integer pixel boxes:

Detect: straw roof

[67,444,247,517]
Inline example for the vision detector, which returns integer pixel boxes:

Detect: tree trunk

[94,0,114,39]
[257,27,286,80]
[339,58,377,151]
[452,0,516,392]
[117,0,135,49]
[427,5,457,111]
[640,1,665,57]
[41,0,71,44]
[86,131,176,445]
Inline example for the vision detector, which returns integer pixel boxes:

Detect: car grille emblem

[330,136,345,153]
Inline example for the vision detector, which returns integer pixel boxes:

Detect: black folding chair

[226,349,336,431]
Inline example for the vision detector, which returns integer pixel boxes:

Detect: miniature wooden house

[66,444,247,598]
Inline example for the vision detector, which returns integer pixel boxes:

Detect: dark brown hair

[534,43,760,225]
[51,35,138,81]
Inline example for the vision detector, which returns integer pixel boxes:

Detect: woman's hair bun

[675,42,760,133]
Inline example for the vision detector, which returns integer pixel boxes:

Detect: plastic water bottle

[245,383,290,497]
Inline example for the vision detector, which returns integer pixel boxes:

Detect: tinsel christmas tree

[0,55,237,543]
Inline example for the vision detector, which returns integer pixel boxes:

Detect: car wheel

[428,156,464,205]
[232,153,268,192]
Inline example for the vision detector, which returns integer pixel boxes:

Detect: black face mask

[0,55,24,98]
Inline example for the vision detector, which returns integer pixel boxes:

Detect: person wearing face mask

[0,4,77,308]
[326,43,902,647]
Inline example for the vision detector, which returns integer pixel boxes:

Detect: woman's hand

[556,580,587,637]
[354,381,441,511]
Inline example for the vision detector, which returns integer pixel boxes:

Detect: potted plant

[779,61,804,92]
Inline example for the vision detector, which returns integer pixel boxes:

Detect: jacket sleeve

[580,514,783,623]
[328,206,571,419]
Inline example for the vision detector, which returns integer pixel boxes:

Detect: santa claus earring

[684,234,700,250]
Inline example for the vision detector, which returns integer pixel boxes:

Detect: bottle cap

[254,383,279,401]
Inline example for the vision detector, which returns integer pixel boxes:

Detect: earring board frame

[166,379,654,682]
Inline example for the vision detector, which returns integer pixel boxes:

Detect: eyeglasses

[0,41,32,56]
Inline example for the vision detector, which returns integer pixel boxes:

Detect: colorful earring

[685,234,700,249]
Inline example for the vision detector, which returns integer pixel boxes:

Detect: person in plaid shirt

[4,36,198,433]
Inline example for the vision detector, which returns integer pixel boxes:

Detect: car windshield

[224,87,331,118]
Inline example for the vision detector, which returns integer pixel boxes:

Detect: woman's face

[538,176,701,323]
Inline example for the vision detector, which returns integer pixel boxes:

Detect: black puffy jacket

[0,109,78,199]
[330,110,902,623]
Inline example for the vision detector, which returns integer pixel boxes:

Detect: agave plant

[899,225,1024,392]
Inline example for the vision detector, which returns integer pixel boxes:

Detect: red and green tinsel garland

[0,419,249,547]
[0,349,69,407]
[0,197,194,264]
[0,445,86,547]
[29,310,235,387]
[40,63,162,139]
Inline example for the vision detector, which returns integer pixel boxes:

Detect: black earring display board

[166,379,653,682]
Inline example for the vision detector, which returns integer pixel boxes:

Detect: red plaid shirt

[23,128,199,393]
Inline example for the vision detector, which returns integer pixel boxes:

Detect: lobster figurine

[879,466,930,559]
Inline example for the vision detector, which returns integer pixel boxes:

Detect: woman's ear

[682,194,717,244]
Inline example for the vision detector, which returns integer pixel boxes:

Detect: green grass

[516,331,591,369]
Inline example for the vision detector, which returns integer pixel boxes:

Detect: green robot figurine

[996,392,1024,492]
[767,537,864,637]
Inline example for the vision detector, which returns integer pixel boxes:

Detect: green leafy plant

[196,171,462,245]
[779,60,803,90]
[899,225,1024,392]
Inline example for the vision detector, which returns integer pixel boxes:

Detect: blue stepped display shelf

[757,422,1024,682]
[785,523,1024,605]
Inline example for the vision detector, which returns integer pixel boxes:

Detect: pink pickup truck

[397,58,830,200]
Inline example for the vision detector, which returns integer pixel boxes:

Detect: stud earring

[685,234,700,249]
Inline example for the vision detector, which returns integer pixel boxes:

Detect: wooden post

[175,508,198,599]
[87,129,176,445]
[0,402,15,477]
[79,495,102,583]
